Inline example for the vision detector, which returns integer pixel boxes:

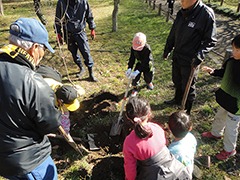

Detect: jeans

[3,156,57,180]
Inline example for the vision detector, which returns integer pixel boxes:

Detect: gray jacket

[137,146,192,180]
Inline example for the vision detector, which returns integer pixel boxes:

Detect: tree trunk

[0,0,4,16]
[112,0,119,32]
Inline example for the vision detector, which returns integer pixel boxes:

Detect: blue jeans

[3,156,57,180]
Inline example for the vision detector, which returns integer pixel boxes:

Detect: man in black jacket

[0,18,61,179]
[163,0,217,115]
[55,0,99,82]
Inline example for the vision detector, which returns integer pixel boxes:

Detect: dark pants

[132,63,154,87]
[172,61,199,102]
[168,2,174,15]
[67,31,94,68]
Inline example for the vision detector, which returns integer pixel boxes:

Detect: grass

[0,0,240,179]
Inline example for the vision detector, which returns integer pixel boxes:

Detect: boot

[76,63,86,78]
[164,89,182,105]
[185,100,193,115]
[88,67,99,82]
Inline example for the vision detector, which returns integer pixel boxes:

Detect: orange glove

[91,30,95,40]
[57,33,63,44]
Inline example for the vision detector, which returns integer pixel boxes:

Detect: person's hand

[163,53,170,61]
[202,66,214,74]
[191,58,202,68]
[130,70,140,79]
[126,68,132,77]
[91,30,95,40]
[57,33,63,44]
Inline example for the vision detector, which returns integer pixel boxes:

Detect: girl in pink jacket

[123,97,192,180]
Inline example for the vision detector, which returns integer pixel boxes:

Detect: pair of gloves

[56,30,96,44]
[126,68,140,79]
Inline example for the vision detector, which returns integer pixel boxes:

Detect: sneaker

[216,149,236,160]
[147,82,154,90]
[202,131,223,140]
[131,90,138,97]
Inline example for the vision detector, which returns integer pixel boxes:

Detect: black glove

[191,58,202,68]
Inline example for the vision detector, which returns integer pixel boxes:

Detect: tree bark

[0,0,4,16]
[112,0,119,32]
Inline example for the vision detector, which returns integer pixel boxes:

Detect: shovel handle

[180,66,196,110]
[47,133,93,142]
[58,126,83,156]
[118,76,132,119]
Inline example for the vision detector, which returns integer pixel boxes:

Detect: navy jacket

[55,0,96,34]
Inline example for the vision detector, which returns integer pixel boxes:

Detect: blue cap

[10,18,54,53]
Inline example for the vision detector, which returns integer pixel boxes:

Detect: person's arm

[202,65,225,77]
[85,0,96,30]
[54,0,63,34]
[123,139,137,180]
[195,8,217,63]
[30,73,61,135]
[128,48,136,69]
[163,22,176,60]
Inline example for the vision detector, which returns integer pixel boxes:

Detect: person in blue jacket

[55,0,99,82]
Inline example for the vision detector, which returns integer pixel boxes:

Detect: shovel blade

[109,116,124,136]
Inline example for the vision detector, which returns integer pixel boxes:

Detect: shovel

[109,76,132,136]
[58,126,83,156]
[47,132,99,151]
[180,65,197,110]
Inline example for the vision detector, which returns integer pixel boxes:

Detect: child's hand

[202,66,214,74]
[130,70,140,79]
[126,68,132,77]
